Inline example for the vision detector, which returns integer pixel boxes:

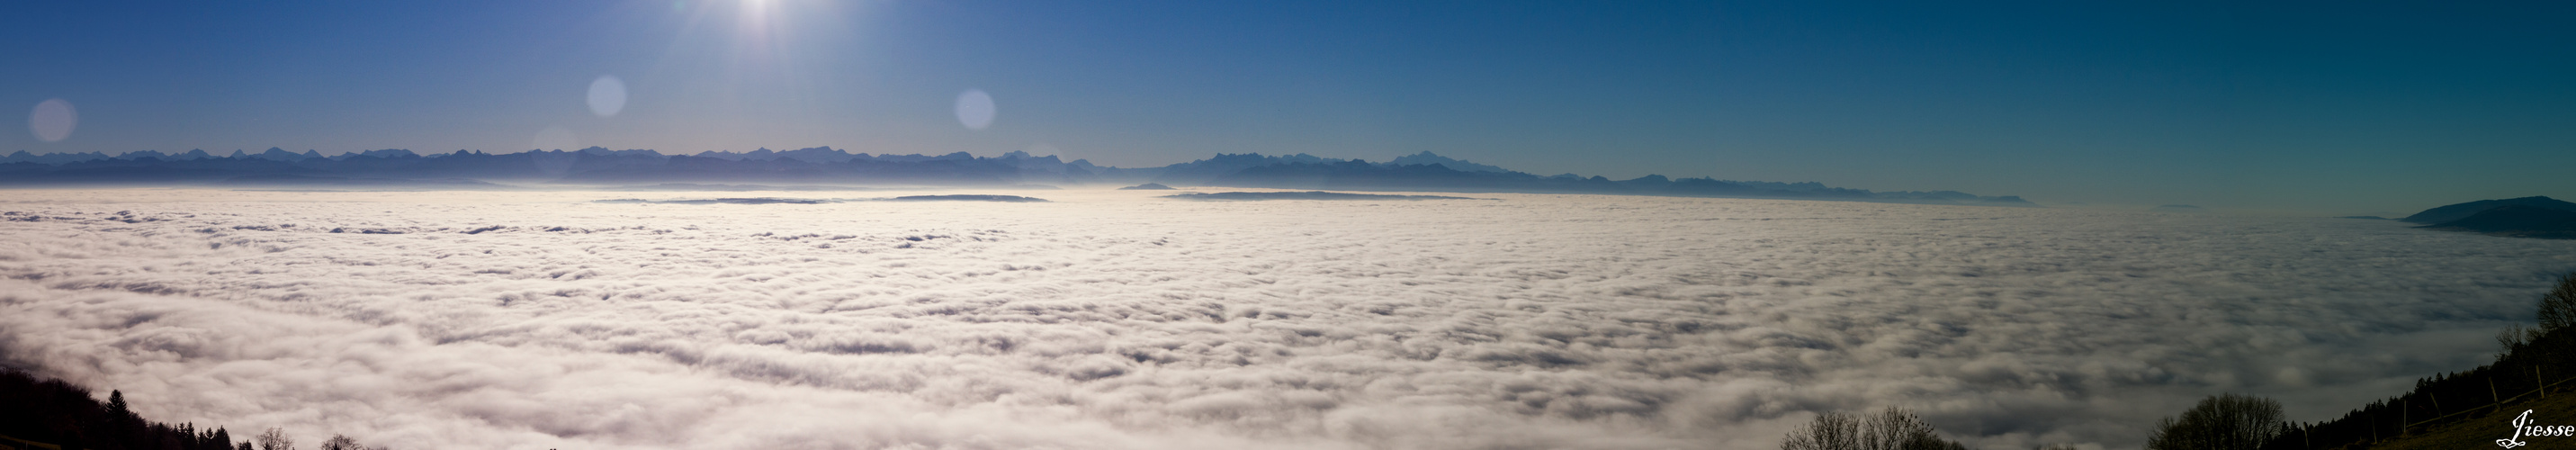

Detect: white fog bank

[2,189,2570,449]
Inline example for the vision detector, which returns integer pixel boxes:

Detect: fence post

[2495,377,2505,414]
[2542,366,2551,399]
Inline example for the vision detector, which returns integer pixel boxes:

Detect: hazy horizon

[9,2,2575,213]
[0,145,2554,217]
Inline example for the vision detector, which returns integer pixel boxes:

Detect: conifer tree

[109,390,130,418]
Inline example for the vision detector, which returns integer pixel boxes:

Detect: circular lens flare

[29,99,76,142]
[588,76,628,118]
[956,89,995,130]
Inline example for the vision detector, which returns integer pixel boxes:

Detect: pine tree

[109,390,130,418]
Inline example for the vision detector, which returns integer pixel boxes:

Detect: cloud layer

[3,189,2572,449]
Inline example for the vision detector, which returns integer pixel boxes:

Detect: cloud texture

[3,189,2572,449]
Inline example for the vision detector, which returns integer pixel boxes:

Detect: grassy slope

[0,433,63,450]
[2374,389,2576,450]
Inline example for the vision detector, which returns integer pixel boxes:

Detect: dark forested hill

[0,369,238,450]
[2400,196,2576,224]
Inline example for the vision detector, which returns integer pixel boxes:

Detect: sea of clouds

[2,188,2572,450]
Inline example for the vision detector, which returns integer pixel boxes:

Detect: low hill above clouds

[2399,196,2576,224]
[2419,204,2576,239]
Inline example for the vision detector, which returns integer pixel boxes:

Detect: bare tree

[1782,407,1970,450]
[2145,393,2284,450]
[2542,273,2576,332]
[256,427,296,450]
[2500,323,2539,358]
[1866,407,1968,450]
[1783,411,1861,450]
[319,434,364,450]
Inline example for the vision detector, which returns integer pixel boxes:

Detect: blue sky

[4,1,2572,214]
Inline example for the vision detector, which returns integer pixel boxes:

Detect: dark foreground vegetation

[2256,272,2576,448]
[0,369,372,450]
[1779,272,2576,449]
[2153,394,2284,450]
[1779,407,1972,450]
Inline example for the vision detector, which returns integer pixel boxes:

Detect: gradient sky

[4,1,2572,214]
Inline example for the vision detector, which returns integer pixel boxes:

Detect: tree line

[0,369,371,450]
[2257,272,2576,449]
[1776,272,2576,449]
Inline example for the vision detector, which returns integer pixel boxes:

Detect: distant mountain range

[2402,196,2576,239]
[0,147,2036,207]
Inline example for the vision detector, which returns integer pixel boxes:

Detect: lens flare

[588,76,628,118]
[28,99,76,142]
[956,89,995,130]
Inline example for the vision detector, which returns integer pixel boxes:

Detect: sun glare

[739,0,779,24]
